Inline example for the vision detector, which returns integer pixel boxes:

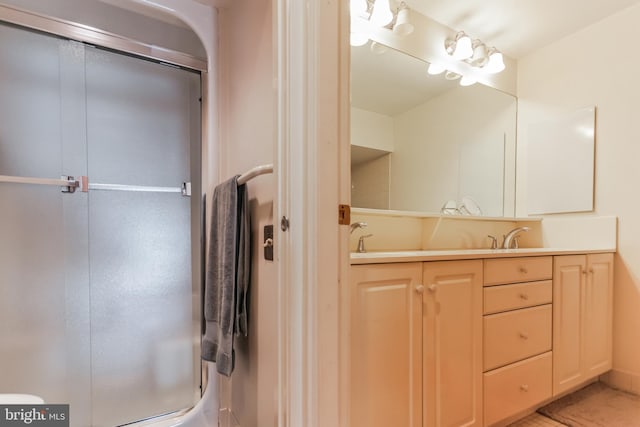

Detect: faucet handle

[487,235,498,250]
[357,234,373,253]
[350,221,368,234]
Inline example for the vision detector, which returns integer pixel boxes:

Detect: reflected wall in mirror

[351,42,517,217]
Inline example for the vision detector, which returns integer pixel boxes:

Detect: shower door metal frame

[0,3,207,72]
[0,7,207,424]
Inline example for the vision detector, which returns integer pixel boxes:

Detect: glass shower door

[0,24,91,414]
[85,46,201,426]
[0,22,201,427]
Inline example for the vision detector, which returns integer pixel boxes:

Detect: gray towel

[201,176,251,376]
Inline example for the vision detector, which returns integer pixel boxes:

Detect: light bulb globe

[370,0,393,27]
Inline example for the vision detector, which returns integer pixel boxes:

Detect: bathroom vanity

[349,249,614,427]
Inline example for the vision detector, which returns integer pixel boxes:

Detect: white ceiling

[105,0,640,59]
[97,0,188,27]
[404,0,640,58]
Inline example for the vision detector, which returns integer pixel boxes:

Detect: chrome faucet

[501,226,530,249]
[350,221,367,234]
[357,234,373,253]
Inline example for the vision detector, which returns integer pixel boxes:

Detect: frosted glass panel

[0,22,70,403]
[85,47,194,187]
[0,187,66,399]
[89,192,193,426]
[0,24,62,177]
[86,47,199,426]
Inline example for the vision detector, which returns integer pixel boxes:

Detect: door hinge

[338,204,351,225]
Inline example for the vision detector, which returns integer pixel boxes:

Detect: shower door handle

[0,174,86,193]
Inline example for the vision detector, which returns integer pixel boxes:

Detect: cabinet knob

[520,384,529,392]
[519,332,529,340]
[519,293,529,301]
[428,284,437,292]
[519,267,528,274]
[415,285,425,294]
[589,268,594,274]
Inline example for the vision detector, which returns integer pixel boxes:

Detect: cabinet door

[553,254,614,395]
[423,260,482,427]
[350,263,423,427]
[584,253,613,377]
[553,255,585,395]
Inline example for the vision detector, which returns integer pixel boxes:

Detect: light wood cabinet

[553,253,613,396]
[350,260,482,427]
[423,260,483,427]
[482,257,553,426]
[484,352,552,426]
[350,262,423,427]
[484,304,552,371]
[350,251,613,427]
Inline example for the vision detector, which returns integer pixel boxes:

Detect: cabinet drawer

[484,256,552,286]
[484,352,552,426]
[484,280,552,314]
[484,305,552,371]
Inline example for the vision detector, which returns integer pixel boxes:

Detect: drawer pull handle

[428,284,437,292]
[519,332,529,340]
[519,267,528,274]
[519,293,529,300]
[415,285,425,294]
[520,384,529,392]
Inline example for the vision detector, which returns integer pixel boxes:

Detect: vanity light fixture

[350,12,370,47]
[350,0,368,16]
[350,0,414,46]
[350,32,369,46]
[445,32,474,60]
[393,3,414,36]
[485,47,506,73]
[370,0,393,27]
[469,40,490,67]
[444,71,461,80]
[370,41,388,54]
[459,75,477,86]
[427,63,446,75]
[445,31,507,75]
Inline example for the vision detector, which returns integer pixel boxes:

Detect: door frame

[274,0,350,426]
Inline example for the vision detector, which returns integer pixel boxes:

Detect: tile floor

[508,413,567,427]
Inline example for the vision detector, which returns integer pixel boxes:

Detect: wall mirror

[350,41,517,217]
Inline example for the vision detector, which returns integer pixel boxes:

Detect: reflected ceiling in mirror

[350,42,517,217]
[351,43,459,116]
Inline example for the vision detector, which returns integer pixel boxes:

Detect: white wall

[350,107,394,152]
[390,84,516,216]
[217,0,277,425]
[517,3,640,388]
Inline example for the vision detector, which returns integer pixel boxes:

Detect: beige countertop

[350,247,616,265]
